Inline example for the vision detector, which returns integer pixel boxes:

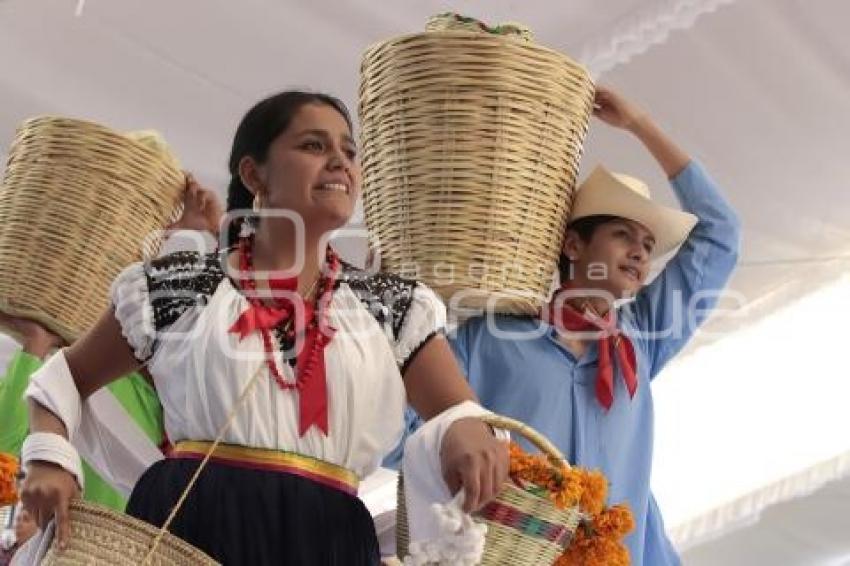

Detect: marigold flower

[506,442,634,565]
[0,452,20,507]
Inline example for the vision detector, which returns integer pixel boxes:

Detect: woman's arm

[64,310,141,400]
[402,334,508,513]
[22,309,140,547]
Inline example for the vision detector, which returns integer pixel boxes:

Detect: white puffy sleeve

[109,251,225,363]
[394,283,447,370]
[338,267,448,372]
[110,262,156,362]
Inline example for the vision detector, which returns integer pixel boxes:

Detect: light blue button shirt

[386,160,741,566]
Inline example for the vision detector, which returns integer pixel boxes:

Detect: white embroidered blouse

[110,250,445,478]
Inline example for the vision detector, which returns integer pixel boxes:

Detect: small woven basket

[0,116,184,342]
[396,414,582,565]
[40,500,219,565]
[360,14,595,315]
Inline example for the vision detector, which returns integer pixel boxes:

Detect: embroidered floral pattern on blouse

[336,262,417,341]
[142,254,422,367]
[145,251,225,332]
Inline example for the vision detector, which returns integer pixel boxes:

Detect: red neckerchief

[228,236,339,435]
[544,296,638,410]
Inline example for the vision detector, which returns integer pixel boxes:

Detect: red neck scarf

[544,297,638,410]
[228,236,339,436]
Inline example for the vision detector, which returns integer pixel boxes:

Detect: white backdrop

[1,1,849,561]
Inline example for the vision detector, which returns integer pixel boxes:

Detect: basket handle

[480,414,567,468]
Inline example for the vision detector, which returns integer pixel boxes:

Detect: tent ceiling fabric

[681,458,850,565]
[1,0,848,559]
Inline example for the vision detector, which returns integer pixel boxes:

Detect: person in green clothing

[0,316,160,511]
[0,175,222,511]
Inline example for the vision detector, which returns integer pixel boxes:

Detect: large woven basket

[0,116,184,342]
[396,414,582,565]
[40,499,218,565]
[360,14,595,315]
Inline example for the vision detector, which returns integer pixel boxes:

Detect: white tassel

[403,492,488,565]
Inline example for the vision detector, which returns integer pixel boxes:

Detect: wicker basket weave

[0,116,184,342]
[359,14,595,315]
[40,500,219,565]
[396,414,582,565]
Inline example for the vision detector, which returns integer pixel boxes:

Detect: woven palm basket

[359,13,595,315]
[0,116,184,342]
[40,500,218,565]
[396,415,582,565]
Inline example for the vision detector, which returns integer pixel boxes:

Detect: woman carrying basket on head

[18,91,509,565]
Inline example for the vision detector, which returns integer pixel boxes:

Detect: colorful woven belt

[170,441,359,496]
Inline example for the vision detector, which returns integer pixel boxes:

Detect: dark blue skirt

[126,458,380,565]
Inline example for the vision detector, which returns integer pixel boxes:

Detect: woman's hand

[19,461,80,550]
[168,174,224,236]
[440,417,509,513]
[593,85,647,132]
[0,313,64,359]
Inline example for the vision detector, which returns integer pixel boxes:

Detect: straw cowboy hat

[569,165,698,258]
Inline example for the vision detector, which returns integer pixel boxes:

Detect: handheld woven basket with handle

[396,414,582,565]
[360,13,595,316]
[39,500,219,566]
[0,116,185,343]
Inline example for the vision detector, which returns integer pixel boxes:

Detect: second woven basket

[0,116,185,342]
[396,414,582,564]
[360,14,595,315]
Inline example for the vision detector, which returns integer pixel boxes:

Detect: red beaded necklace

[228,234,341,435]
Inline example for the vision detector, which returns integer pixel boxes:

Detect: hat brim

[569,168,698,258]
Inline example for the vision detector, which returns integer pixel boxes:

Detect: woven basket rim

[361,30,592,78]
[9,115,183,179]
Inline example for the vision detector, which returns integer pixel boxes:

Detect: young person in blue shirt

[390,85,741,565]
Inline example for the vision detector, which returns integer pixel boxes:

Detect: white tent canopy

[1,0,848,562]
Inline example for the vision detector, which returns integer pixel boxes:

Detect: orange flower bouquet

[0,452,20,507]
[508,442,635,565]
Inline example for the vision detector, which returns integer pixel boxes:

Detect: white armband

[401,400,504,565]
[24,349,82,439]
[22,432,85,491]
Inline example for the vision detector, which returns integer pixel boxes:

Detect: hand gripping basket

[396,414,582,565]
[359,13,595,315]
[0,116,184,342]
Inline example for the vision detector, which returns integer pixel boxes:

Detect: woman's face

[563,218,655,298]
[250,103,360,235]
